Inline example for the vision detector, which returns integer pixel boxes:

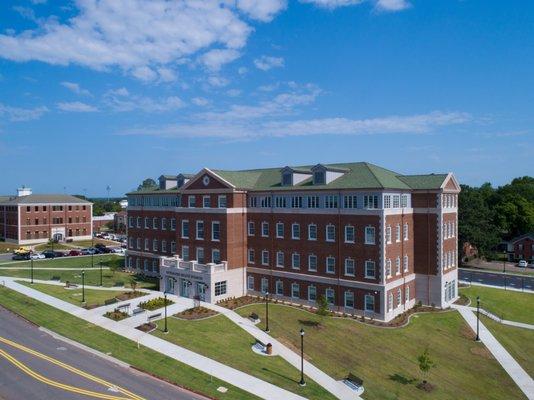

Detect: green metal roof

[0,194,92,205]
[128,162,450,194]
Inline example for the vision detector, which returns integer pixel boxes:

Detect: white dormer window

[313,171,325,185]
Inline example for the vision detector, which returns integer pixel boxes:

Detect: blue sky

[0,0,533,197]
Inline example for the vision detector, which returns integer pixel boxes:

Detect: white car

[112,248,125,256]
[30,252,45,260]
[518,260,528,268]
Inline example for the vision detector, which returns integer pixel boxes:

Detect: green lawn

[153,315,335,400]
[482,316,534,377]
[460,285,534,324]
[0,286,257,400]
[17,282,136,307]
[0,242,19,253]
[0,254,120,269]
[235,304,525,400]
[34,242,74,251]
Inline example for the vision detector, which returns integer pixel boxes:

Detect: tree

[137,178,158,192]
[316,295,329,316]
[417,348,435,384]
[130,277,138,293]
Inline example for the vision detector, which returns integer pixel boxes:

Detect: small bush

[139,297,174,311]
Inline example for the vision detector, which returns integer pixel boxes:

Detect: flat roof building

[125,162,460,322]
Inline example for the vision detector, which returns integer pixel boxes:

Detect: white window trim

[326,256,335,274]
[196,220,204,240]
[261,221,269,238]
[326,224,335,242]
[344,258,355,276]
[308,224,317,241]
[291,223,300,240]
[364,260,376,279]
[344,225,355,243]
[211,221,220,241]
[276,222,284,238]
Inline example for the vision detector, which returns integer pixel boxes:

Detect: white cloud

[254,55,285,71]
[192,97,210,106]
[200,49,240,71]
[12,6,37,21]
[207,76,230,87]
[236,0,287,22]
[226,89,242,97]
[0,103,48,121]
[103,90,185,113]
[120,111,470,139]
[375,0,411,12]
[0,0,258,81]
[299,0,362,9]
[60,81,91,96]
[238,67,248,75]
[57,101,98,112]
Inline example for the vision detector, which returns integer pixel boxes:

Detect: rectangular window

[161,240,167,253]
[291,196,303,208]
[403,223,408,241]
[384,195,391,209]
[344,225,355,243]
[292,253,300,269]
[276,222,284,238]
[364,295,375,312]
[144,217,149,229]
[291,223,300,239]
[325,195,338,209]
[248,221,255,236]
[291,283,300,299]
[218,195,227,208]
[261,221,269,237]
[136,238,141,249]
[170,218,176,231]
[203,196,211,208]
[128,217,134,228]
[137,217,141,228]
[188,195,195,208]
[365,226,375,245]
[365,260,376,278]
[171,241,176,254]
[247,276,254,291]
[345,259,355,276]
[326,257,335,274]
[152,217,158,229]
[343,195,357,209]
[161,218,167,230]
[214,281,227,296]
[196,221,204,240]
[196,247,205,263]
[403,255,409,272]
[386,225,391,244]
[144,238,149,251]
[326,224,335,242]
[307,195,319,208]
[248,249,255,264]
[405,285,410,302]
[212,221,220,241]
[261,250,269,266]
[364,195,378,209]
[261,276,269,293]
[344,291,354,309]
[396,224,401,242]
[386,259,392,277]
[182,220,189,238]
[275,280,283,295]
[401,195,408,208]
[249,197,257,207]
[308,224,317,240]
[274,196,287,208]
[282,173,292,186]
[326,288,335,305]
[308,254,317,272]
[393,195,400,208]
[308,286,317,301]
[276,251,284,267]
[212,249,221,263]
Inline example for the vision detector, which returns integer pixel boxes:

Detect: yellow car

[13,247,31,254]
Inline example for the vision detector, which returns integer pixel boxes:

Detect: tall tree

[137,178,158,191]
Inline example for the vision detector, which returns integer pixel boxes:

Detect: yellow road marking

[0,336,145,400]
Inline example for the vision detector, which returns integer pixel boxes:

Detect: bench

[148,312,162,321]
[116,302,130,310]
[132,307,144,315]
[344,373,364,392]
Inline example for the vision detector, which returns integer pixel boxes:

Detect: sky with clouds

[0,0,533,196]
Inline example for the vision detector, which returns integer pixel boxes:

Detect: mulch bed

[174,307,218,320]
[417,381,435,392]
[104,309,129,321]
[216,296,263,310]
[454,294,470,306]
[136,322,157,332]
[115,291,144,301]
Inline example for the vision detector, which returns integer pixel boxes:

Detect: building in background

[0,187,93,245]
[509,233,534,263]
[92,212,115,233]
[114,210,127,233]
[126,162,460,321]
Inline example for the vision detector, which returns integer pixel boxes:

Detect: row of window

[129,238,221,264]
[385,255,410,277]
[248,249,377,278]
[128,195,227,208]
[24,205,88,212]
[385,223,409,243]
[386,286,411,312]
[248,221,377,244]
[249,276,377,311]
[130,217,221,241]
[25,216,88,225]
[442,250,456,270]
[248,193,409,210]
[444,280,457,301]
[443,221,456,239]
[442,194,457,208]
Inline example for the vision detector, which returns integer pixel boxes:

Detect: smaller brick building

[510,233,534,263]
[0,187,93,245]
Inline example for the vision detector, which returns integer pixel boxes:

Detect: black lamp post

[164,292,169,333]
[91,235,94,269]
[265,292,270,333]
[30,257,34,284]
[299,328,306,386]
[475,296,480,341]
[81,270,85,303]
[99,261,103,286]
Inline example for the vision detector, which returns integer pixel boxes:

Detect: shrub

[139,297,174,311]
[315,295,329,316]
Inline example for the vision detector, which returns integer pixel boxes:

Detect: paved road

[459,268,534,291]
[0,307,206,400]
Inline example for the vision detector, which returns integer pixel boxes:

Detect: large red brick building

[510,233,534,263]
[126,163,460,321]
[0,187,93,245]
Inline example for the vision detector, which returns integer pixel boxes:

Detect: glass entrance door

[196,282,206,301]
[181,279,190,298]
[165,277,175,294]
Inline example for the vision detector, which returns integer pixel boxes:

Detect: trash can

[266,343,272,355]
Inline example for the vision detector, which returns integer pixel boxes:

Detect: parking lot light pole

[164,292,168,333]
[82,270,85,303]
[265,292,270,333]
[299,328,306,386]
[100,261,103,286]
[475,296,480,342]
[30,257,34,284]
[91,236,94,269]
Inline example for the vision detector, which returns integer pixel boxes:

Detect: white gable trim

[441,173,461,192]
[181,168,236,190]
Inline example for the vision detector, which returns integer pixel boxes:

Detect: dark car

[42,250,56,259]
[53,251,66,257]
[12,252,30,260]
[100,247,113,254]
[68,249,82,257]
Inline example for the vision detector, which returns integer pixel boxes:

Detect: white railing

[160,256,227,274]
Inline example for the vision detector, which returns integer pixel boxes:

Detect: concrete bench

[116,302,130,310]
[132,307,144,315]
[148,312,162,320]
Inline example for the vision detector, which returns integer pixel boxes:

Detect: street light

[503,251,507,291]
[164,292,169,333]
[299,328,306,386]
[91,235,94,270]
[265,291,270,333]
[30,256,34,284]
[81,270,86,304]
[99,261,103,286]
[475,296,480,341]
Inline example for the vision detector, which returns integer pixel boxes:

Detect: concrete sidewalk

[0,278,308,400]
[453,305,534,400]
[464,305,534,331]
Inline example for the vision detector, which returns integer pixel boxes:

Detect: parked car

[42,250,56,259]
[12,252,30,260]
[81,248,96,255]
[518,260,528,268]
[29,252,45,260]
[68,250,82,257]
[112,248,125,256]
[14,246,31,254]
